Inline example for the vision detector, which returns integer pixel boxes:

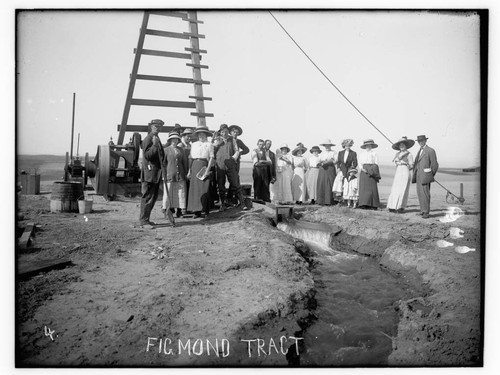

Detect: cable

[268,11,393,145]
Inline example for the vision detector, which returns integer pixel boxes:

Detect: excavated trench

[276,218,428,366]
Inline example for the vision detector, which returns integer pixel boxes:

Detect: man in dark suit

[412,135,439,218]
[265,139,276,184]
[138,119,165,228]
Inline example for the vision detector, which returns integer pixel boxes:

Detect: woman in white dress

[387,136,415,212]
[291,143,307,204]
[305,145,321,204]
[274,144,293,204]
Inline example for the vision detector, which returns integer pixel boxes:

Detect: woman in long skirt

[387,136,415,212]
[274,144,293,204]
[358,139,381,209]
[291,143,307,204]
[162,132,188,218]
[305,145,321,204]
[187,126,215,217]
[316,139,337,205]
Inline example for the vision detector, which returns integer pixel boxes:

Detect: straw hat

[392,136,415,150]
[416,135,429,142]
[279,143,290,153]
[320,139,335,146]
[228,124,243,136]
[309,145,322,154]
[348,168,358,175]
[292,143,307,156]
[181,128,194,136]
[341,139,354,148]
[167,132,181,142]
[360,139,378,149]
[194,126,212,135]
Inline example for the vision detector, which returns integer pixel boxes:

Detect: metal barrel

[50,181,84,213]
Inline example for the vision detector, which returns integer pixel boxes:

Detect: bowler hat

[416,135,429,142]
[228,124,243,136]
[360,139,378,149]
[392,136,415,150]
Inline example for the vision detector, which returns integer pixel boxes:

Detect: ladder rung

[131,99,196,109]
[186,63,209,69]
[183,32,205,39]
[117,125,179,133]
[148,11,188,18]
[185,47,207,54]
[190,112,214,117]
[138,48,191,60]
[181,17,204,24]
[136,74,209,85]
[189,96,212,101]
[145,28,189,40]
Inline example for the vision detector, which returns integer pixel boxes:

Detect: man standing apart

[139,119,165,228]
[213,124,247,211]
[412,135,439,219]
[265,139,277,200]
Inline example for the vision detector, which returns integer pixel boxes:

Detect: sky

[15,8,483,168]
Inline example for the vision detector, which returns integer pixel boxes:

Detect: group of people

[138,119,251,229]
[250,135,439,219]
[138,118,439,228]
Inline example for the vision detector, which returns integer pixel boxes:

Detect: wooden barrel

[50,181,84,213]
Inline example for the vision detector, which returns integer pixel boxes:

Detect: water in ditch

[277,219,423,366]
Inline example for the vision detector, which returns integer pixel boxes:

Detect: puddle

[278,219,423,366]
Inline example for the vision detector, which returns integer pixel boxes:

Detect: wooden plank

[117,125,178,133]
[181,17,204,24]
[186,63,209,69]
[190,112,214,117]
[148,11,188,18]
[138,48,192,60]
[185,47,207,54]
[183,32,205,39]
[136,74,209,85]
[145,28,190,40]
[131,98,196,108]
[18,222,35,249]
[18,257,73,280]
[189,95,212,101]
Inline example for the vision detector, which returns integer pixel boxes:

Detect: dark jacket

[141,133,164,183]
[268,150,276,179]
[162,145,188,182]
[337,149,358,176]
[412,145,439,184]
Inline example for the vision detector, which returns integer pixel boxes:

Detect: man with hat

[138,119,165,228]
[179,127,194,212]
[213,123,247,211]
[228,125,249,173]
[251,139,272,202]
[412,135,439,219]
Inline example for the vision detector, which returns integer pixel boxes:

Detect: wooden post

[187,11,207,127]
[70,93,76,160]
[460,183,464,199]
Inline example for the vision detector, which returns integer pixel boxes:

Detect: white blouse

[359,149,379,165]
[292,155,306,169]
[190,140,214,159]
[307,154,321,168]
[319,150,337,164]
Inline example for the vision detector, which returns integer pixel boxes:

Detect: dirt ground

[15,177,482,367]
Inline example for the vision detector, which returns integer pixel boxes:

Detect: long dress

[387,151,414,210]
[187,141,214,213]
[305,154,320,202]
[162,145,187,210]
[274,152,293,203]
[316,150,337,205]
[292,155,306,202]
[251,148,271,202]
[358,149,380,208]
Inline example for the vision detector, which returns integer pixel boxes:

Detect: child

[343,168,359,208]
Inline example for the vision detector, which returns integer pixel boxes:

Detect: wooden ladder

[116,10,213,145]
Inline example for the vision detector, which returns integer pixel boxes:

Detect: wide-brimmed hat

[341,139,354,148]
[148,119,164,127]
[309,145,322,154]
[360,139,378,149]
[181,128,194,136]
[167,132,181,142]
[348,168,358,174]
[416,135,429,142]
[219,123,229,132]
[194,126,212,135]
[279,143,290,153]
[392,136,415,150]
[228,124,242,136]
[292,143,307,156]
[320,139,335,147]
